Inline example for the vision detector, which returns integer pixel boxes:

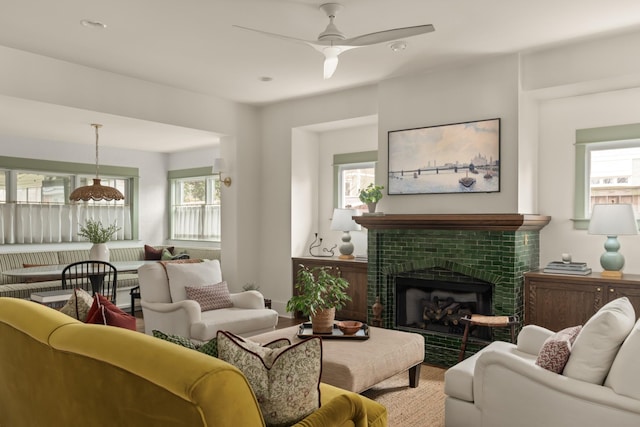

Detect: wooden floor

[276,316,304,329]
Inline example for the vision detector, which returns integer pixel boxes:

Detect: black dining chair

[62,261,118,304]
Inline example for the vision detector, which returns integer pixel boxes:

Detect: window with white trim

[170,175,221,242]
[0,169,133,244]
[338,162,375,211]
[574,123,640,228]
[333,151,377,214]
[586,143,640,216]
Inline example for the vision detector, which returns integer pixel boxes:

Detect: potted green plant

[78,219,121,262]
[286,264,351,333]
[359,183,384,213]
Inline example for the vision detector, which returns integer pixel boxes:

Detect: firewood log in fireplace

[423,297,473,325]
[443,308,472,326]
[436,301,461,320]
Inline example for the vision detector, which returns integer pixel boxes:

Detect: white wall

[522,29,640,275]
[517,88,539,214]
[291,128,320,257]
[377,54,521,214]
[537,88,640,274]
[0,45,239,134]
[167,146,219,171]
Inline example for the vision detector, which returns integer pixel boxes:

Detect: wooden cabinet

[524,271,640,331]
[292,257,368,322]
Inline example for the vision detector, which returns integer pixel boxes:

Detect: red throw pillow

[144,245,175,260]
[86,294,137,331]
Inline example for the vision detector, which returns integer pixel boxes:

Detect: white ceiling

[2,0,640,152]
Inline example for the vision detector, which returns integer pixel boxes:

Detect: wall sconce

[588,203,638,278]
[212,158,232,187]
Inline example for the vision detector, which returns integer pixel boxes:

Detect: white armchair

[138,260,278,343]
[444,297,640,427]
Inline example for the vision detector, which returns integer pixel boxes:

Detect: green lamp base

[600,235,625,278]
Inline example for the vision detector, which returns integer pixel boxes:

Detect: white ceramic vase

[90,243,110,262]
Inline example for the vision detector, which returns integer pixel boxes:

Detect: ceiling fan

[234,2,435,79]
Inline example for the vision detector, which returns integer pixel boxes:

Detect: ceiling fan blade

[233,25,319,48]
[342,24,435,47]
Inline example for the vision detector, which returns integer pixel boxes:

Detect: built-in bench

[0,246,221,310]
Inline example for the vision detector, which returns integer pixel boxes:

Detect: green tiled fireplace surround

[354,214,551,368]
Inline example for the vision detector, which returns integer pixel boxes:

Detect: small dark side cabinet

[292,257,368,323]
[524,271,640,331]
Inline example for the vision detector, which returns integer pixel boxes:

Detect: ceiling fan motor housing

[318,3,346,41]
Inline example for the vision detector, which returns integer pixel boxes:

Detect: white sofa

[444,297,640,427]
[138,260,278,343]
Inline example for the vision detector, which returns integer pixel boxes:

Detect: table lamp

[588,203,638,278]
[330,208,361,259]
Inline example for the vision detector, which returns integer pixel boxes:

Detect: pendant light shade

[69,124,124,202]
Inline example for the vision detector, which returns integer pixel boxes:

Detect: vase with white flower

[78,219,121,262]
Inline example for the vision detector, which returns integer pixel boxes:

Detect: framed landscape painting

[388,118,500,195]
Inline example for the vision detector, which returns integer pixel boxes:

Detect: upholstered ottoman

[250,325,425,393]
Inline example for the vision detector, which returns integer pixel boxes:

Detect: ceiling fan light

[323,48,341,79]
[324,57,338,79]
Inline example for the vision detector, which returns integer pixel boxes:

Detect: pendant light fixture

[69,124,125,202]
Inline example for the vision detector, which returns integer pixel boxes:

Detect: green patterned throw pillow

[152,330,218,357]
[152,330,197,350]
[217,331,322,427]
[197,337,218,357]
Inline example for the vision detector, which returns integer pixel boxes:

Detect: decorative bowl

[337,320,363,335]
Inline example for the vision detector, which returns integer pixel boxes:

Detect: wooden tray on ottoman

[297,322,370,340]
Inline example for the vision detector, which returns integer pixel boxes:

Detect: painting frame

[387,118,501,195]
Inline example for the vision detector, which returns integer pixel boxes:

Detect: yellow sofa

[0,298,387,427]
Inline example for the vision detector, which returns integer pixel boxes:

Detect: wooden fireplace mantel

[353,213,551,231]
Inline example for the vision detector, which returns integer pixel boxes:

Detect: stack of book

[543,261,592,276]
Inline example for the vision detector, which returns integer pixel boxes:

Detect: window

[0,172,6,202]
[338,162,375,210]
[574,123,640,229]
[170,171,221,242]
[0,156,137,244]
[333,151,378,213]
[588,144,640,214]
[17,172,70,203]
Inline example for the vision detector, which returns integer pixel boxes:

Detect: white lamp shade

[330,208,360,232]
[212,158,226,174]
[588,204,638,235]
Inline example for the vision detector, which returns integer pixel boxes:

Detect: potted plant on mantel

[359,183,384,214]
[78,219,121,262]
[286,264,351,334]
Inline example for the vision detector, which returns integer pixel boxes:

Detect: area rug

[361,364,446,427]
